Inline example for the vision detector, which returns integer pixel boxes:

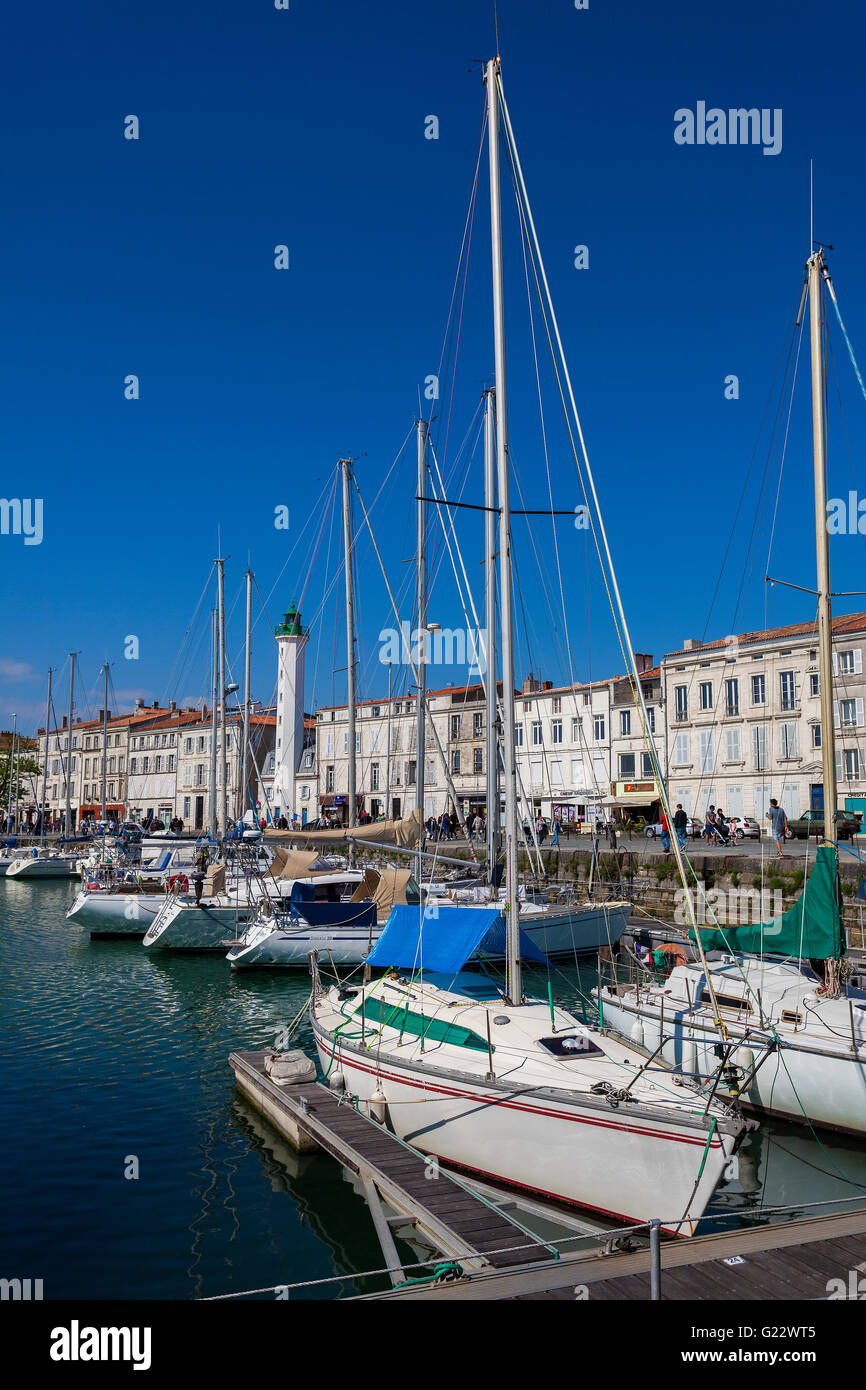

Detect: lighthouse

[274,601,308,821]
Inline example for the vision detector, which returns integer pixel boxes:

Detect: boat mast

[40,668,52,842]
[341,459,357,842]
[65,653,75,834]
[241,568,253,821]
[485,56,521,1005]
[484,387,501,883]
[100,662,108,822]
[209,607,218,837]
[808,249,838,838]
[6,711,16,829]
[216,555,228,835]
[416,419,428,867]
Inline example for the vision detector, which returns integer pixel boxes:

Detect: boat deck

[228,1049,554,1276]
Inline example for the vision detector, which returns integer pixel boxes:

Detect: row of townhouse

[33,699,277,831]
[303,614,866,828]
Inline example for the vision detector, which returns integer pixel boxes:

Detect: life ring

[168,874,189,894]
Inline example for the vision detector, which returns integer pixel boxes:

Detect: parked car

[786,809,862,841]
[644,818,702,840]
[729,816,760,840]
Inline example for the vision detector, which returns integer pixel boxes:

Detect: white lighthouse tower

[274,601,308,822]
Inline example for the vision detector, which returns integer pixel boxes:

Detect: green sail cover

[688,845,845,960]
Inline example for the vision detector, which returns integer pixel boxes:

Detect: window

[841,699,859,727]
[620,710,631,736]
[473,748,483,774]
[619,753,636,777]
[753,724,769,771]
[523,700,532,714]
[115,735,121,747]
[812,724,822,749]
[725,678,739,715]
[674,733,689,765]
[142,756,150,773]
[779,722,798,758]
[699,681,713,711]
[844,749,864,780]
[130,758,138,774]
[184,738,192,753]
[552,697,561,714]
[532,721,543,746]
[195,763,205,786]
[371,705,381,718]
[571,718,581,741]
[168,755,175,772]
[451,750,460,773]
[583,692,591,706]
[119,757,124,773]
[641,752,654,778]
[724,727,741,762]
[84,759,91,777]
[326,766,335,792]
[593,714,605,741]
[646,707,655,734]
[183,797,191,818]
[473,712,483,737]
[674,686,688,720]
[407,760,416,786]
[109,757,116,773]
[838,649,862,676]
[451,715,460,739]
[699,729,714,773]
[515,722,523,747]
[809,673,820,697]
[552,719,563,744]
[154,756,162,773]
[751,674,766,705]
[780,670,796,711]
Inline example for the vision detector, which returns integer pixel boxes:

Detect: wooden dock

[228,1050,555,1281]
[356,1205,866,1300]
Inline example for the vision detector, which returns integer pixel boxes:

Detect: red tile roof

[664,611,866,660]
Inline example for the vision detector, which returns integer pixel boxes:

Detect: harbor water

[3,879,866,1299]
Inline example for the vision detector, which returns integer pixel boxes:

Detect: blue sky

[3,0,866,733]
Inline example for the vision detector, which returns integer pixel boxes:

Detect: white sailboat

[310,58,748,1237]
[596,248,866,1134]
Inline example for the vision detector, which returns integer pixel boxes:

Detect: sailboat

[310,58,748,1237]
[596,247,866,1134]
[6,662,80,880]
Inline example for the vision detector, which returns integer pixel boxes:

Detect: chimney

[61,715,68,729]
[521,673,540,694]
[152,701,159,710]
[634,654,653,674]
[683,639,702,651]
[542,680,553,691]
[169,700,177,713]
[97,709,104,721]
[135,698,145,709]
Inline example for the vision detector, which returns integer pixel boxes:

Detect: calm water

[2,880,866,1300]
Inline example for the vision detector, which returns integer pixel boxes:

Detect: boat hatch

[780,1010,803,1025]
[699,989,752,1015]
[344,995,491,1053]
[538,1034,604,1058]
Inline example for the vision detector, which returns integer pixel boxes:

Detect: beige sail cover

[372,867,413,917]
[264,807,423,849]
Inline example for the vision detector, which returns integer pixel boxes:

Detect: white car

[644,818,703,840]
[728,816,760,839]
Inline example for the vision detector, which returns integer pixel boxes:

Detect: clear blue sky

[3,0,866,734]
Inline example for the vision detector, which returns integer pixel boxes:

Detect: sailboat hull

[311,1017,739,1237]
[600,990,866,1137]
[65,889,167,936]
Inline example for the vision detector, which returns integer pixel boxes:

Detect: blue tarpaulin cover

[366,904,548,972]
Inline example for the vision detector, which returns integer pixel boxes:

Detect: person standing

[660,808,670,853]
[551,811,561,848]
[766,798,788,857]
[673,803,688,850]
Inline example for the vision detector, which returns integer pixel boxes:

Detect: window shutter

[834,700,840,729]
[835,749,842,778]
[832,651,839,676]
[858,698,865,727]
[856,650,864,674]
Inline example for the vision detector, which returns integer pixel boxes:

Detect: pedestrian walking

[766,798,788,857]
[673,803,688,850]
[660,809,670,853]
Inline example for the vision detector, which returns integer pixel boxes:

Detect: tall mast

[808,249,837,836]
[341,460,357,837]
[216,556,228,834]
[65,653,75,834]
[416,419,428,848]
[100,662,108,822]
[241,568,253,821]
[6,712,16,828]
[484,387,500,882]
[40,668,52,841]
[486,56,521,1005]
[209,607,218,837]
[385,661,392,818]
